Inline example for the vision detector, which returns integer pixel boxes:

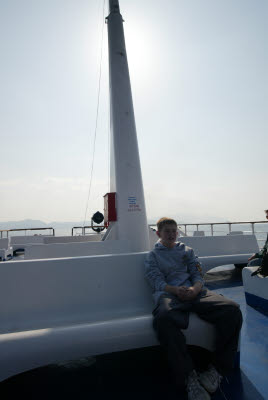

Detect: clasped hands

[170,285,199,301]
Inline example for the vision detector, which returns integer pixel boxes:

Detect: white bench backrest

[193,231,205,237]
[0,252,152,334]
[10,235,46,245]
[43,235,102,244]
[177,235,258,257]
[24,239,132,259]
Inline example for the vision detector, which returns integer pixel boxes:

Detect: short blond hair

[157,217,178,232]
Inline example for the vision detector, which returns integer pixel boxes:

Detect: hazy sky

[0,0,267,224]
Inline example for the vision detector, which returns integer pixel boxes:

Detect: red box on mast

[103,192,117,227]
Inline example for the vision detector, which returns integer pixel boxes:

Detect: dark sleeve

[255,233,268,258]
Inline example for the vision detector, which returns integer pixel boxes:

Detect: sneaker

[198,364,222,393]
[187,370,211,400]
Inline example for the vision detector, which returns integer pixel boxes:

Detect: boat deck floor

[1,267,267,400]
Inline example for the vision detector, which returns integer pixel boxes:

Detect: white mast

[107,0,150,252]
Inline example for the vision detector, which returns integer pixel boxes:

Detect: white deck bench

[43,235,103,244]
[11,235,103,256]
[10,235,47,252]
[0,252,218,382]
[24,239,132,259]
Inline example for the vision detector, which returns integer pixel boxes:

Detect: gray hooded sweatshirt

[145,241,204,305]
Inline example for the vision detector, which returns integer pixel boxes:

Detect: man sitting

[145,217,243,400]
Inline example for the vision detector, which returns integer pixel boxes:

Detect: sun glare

[124,22,158,91]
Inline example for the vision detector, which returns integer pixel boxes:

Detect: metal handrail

[149,220,268,236]
[71,226,106,236]
[0,227,55,238]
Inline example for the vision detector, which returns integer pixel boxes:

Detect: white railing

[149,220,268,246]
[71,226,106,236]
[178,221,267,235]
[0,227,55,238]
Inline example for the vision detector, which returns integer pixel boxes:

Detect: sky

[0,0,267,225]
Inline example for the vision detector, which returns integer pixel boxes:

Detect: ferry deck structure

[0,0,267,399]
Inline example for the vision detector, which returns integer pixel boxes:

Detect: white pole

[107,0,150,251]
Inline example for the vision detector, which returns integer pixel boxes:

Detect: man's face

[157,224,178,248]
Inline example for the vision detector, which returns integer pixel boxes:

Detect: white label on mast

[128,196,141,212]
